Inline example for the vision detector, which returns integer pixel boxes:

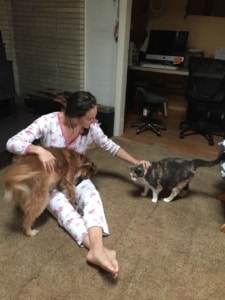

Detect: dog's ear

[81,161,97,174]
[88,161,97,174]
[91,161,97,172]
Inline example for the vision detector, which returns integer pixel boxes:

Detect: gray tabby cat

[129,155,223,203]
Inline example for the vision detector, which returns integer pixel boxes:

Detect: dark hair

[65,91,97,118]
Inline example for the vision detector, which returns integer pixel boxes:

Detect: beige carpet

[1,137,225,300]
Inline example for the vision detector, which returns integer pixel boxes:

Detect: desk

[126,65,188,111]
[130,65,188,76]
[128,65,188,93]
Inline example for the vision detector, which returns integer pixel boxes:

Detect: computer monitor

[145,30,189,64]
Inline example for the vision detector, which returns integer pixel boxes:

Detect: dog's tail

[2,164,40,201]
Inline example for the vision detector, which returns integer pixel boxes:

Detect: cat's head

[129,164,145,181]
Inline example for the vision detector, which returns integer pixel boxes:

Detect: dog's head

[77,155,97,179]
[128,164,146,181]
[63,149,96,176]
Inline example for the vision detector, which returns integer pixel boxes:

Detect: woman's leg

[76,179,119,278]
[47,189,88,245]
[47,181,119,278]
[75,179,109,234]
[82,227,119,279]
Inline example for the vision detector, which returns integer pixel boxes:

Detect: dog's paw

[218,193,225,202]
[220,224,225,233]
[26,228,39,237]
[151,198,158,203]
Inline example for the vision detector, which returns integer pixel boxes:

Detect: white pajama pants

[47,179,109,246]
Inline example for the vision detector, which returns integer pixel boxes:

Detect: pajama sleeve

[90,123,120,155]
[6,115,48,155]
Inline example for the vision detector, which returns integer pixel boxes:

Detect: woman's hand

[38,148,56,173]
[136,160,151,169]
[115,148,151,169]
[27,145,56,173]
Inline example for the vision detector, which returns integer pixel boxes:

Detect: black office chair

[131,86,167,136]
[179,57,225,146]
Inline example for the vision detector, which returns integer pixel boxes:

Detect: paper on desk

[215,47,225,60]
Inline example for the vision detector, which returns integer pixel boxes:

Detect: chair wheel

[179,124,183,130]
[208,140,214,146]
[157,132,161,137]
[179,133,184,139]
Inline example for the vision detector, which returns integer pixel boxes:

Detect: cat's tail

[193,151,225,169]
[2,164,40,201]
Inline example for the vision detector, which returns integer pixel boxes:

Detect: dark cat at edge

[129,154,224,203]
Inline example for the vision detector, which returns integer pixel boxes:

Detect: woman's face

[73,106,98,129]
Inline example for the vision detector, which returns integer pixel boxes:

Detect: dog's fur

[2,147,96,237]
[217,194,225,232]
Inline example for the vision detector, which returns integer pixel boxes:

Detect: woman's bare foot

[104,248,119,278]
[86,247,119,279]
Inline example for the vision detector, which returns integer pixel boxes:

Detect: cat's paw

[163,198,172,203]
[151,198,158,203]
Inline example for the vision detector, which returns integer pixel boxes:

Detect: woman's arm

[115,147,150,168]
[6,118,44,155]
[27,144,56,172]
[89,125,150,168]
[6,114,56,172]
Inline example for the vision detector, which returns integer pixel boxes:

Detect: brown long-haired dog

[218,194,225,232]
[2,147,96,237]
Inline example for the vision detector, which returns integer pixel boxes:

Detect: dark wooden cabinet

[186,0,225,17]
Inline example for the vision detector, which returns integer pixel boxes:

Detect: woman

[6,91,150,279]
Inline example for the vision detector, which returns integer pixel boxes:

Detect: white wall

[114,0,132,135]
[85,0,118,107]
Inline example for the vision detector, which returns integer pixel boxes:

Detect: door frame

[114,0,132,135]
